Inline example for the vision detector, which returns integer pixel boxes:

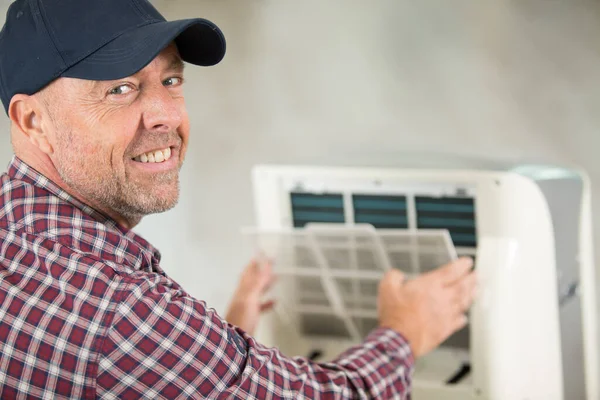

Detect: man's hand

[378,257,477,358]
[225,259,277,335]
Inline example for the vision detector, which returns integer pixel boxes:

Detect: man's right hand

[378,257,477,358]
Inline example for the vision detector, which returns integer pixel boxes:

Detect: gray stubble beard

[55,133,181,222]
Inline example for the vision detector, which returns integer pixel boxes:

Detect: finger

[270,271,278,286]
[238,258,266,293]
[246,258,260,275]
[259,261,278,291]
[460,272,477,304]
[450,273,477,313]
[380,269,406,292]
[450,293,471,316]
[254,255,274,271]
[260,300,276,312]
[256,251,270,266]
[435,257,473,286]
[261,273,278,295]
[450,314,469,334]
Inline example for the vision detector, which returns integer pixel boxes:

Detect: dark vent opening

[291,193,345,228]
[353,194,408,229]
[415,196,477,247]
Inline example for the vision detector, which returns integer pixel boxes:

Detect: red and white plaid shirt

[0,156,414,399]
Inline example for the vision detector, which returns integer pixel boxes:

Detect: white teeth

[134,147,173,163]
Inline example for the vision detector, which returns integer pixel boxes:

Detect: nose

[141,83,183,133]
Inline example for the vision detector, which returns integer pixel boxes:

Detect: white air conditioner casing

[245,164,598,400]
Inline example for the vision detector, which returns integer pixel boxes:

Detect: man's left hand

[225,258,277,335]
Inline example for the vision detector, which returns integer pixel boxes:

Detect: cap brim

[61,18,225,81]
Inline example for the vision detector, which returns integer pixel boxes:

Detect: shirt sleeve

[95,274,415,399]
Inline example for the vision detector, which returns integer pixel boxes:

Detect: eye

[108,84,135,96]
[163,77,183,87]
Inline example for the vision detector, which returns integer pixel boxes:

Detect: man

[0,0,476,398]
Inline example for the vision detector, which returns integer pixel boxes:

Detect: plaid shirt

[0,156,414,399]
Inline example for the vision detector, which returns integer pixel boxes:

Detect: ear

[8,94,54,155]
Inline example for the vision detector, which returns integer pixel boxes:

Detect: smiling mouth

[132,147,172,163]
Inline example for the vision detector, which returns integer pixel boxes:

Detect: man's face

[40,44,189,222]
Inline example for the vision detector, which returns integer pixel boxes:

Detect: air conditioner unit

[243,164,598,400]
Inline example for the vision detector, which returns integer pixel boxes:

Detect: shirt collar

[4,155,163,271]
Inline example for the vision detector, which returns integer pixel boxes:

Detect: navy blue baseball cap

[0,0,226,114]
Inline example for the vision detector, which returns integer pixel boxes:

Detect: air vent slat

[353,199,407,211]
[355,214,407,225]
[417,203,474,213]
[353,195,408,229]
[291,193,345,228]
[291,196,344,208]
[415,196,477,247]
[417,217,476,228]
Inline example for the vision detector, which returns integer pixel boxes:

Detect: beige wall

[1,0,600,320]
